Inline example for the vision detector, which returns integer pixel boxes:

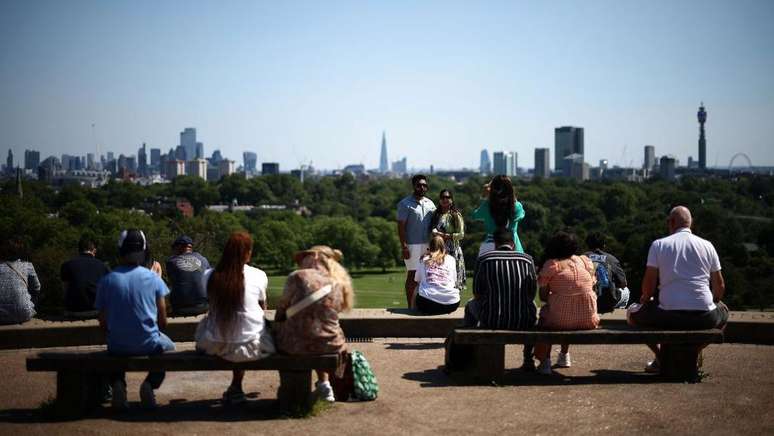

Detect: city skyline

[1,1,773,171]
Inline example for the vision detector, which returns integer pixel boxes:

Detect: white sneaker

[315,380,335,403]
[556,352,572,368]
[645,359,661,374]
[139,381,157,409]
[111,380,128,411]
[537,359,552,375]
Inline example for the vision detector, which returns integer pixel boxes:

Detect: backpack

[331,350,379,401]
[586,252,621,314]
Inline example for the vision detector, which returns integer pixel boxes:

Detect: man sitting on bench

[629,206,729,373]
[96,229,176,410]
[463,226,538,369]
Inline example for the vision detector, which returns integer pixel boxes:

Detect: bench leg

[473,344,505,382]
[278,370,312,415]
[660,344,701,383]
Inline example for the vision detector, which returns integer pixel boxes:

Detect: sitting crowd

[0,173,730,406]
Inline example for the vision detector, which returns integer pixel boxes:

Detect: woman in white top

[414,235,460,315]
[195,231,275,404]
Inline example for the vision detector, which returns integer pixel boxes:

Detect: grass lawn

[266,268,475,309]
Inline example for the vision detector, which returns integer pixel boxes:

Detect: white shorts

[404,243,429,271]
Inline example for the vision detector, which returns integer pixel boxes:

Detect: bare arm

[397,220,410,259]
[640,266,659,304]
[710,270,725,302]
[157,296,168,330]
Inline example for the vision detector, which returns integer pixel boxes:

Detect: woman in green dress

[472,175,525,255]
[430,189,466,291]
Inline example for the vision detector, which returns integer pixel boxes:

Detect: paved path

[1,340,773,435]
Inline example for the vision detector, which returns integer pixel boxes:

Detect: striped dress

[472,250,538,330]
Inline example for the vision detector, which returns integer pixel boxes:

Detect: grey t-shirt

[166,252,210,309]
[397,195,436,245]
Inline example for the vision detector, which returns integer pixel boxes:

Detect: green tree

[364,216,401,271]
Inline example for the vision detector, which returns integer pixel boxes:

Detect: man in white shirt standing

[629,206,729,372]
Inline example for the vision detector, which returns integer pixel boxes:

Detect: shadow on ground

[385,342,445,350]
[403,366,673,388]
[0,397,286,424]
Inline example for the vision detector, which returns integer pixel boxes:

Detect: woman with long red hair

[195,231,275,404]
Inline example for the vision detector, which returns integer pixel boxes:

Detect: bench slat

[453,328,723,345]
[27,350,338,372]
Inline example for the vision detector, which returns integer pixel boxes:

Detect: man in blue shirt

[96,229,175,410]
[397,174,436,308]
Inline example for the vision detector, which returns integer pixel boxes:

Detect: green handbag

[351,350,379,401]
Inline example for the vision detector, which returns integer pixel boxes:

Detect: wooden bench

[26,350,339,416]
[447,327,724,383]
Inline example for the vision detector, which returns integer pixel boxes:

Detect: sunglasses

[415,183,428,188]
[440,195,452,200]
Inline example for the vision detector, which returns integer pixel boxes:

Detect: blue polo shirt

[397,195,436,244]
[95,265,170,355]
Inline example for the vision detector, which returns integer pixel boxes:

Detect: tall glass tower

[697,103,707,170]
[379,131,389,173]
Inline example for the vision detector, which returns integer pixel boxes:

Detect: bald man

[629,206,729,372]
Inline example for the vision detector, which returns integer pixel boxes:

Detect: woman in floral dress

[430,189,466,291]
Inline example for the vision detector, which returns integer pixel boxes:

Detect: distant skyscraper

[492,151,506,175]
[243,152,257,174]
[175,145,187,161]
[210,150,223,164]
[505,152,517,176]
[150,148,161,167]
[106,151,114,162]
[195,142,204,160]
[138,143,147,176]
[24,149,40,170]
[660,155,676,180]
[479,149,491,174]
[563,153,588,181]
[554,126,584,174]
[187,159,207,180]
[87,153,95,170]
[218,160,235,179]
[697,103,707,170]
[391,157,407,174]
[166,160,186,179]
[599,159,608,171]
[6,149,13,174]
[644,145,656,171]
[262,162,279,175]
[180,128,197,161]
[379,131,389,173]
[534,148,550,178]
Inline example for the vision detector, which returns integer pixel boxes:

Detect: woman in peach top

[534,231,599,375]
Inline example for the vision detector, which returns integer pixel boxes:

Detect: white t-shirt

[199,265,268,343]
[415,254,460,305]
[646,228,721,311]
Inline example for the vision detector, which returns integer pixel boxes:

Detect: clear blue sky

[1,0,773,171]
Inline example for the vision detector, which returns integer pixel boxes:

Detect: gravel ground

[1,340,773,435]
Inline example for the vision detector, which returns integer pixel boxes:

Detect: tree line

[2,172,773,313]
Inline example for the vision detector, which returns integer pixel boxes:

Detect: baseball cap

[118,229,147,256]
[173,235,194,247]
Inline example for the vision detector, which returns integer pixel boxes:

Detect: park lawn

[266,268,475,309]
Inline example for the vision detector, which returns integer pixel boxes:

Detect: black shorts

[416,295,459,315]
[629,300,729,330]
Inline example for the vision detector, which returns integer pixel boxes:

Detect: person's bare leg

[230,369,245,390]
[405,270,417,308]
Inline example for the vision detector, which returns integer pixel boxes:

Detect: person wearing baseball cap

[95,229,175,410]
[166,235,210,316]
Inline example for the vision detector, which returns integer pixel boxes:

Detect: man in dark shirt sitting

[61,236,110,318]
[584,232,629,313]
[165,235,210,316]
[454,227,538,370]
